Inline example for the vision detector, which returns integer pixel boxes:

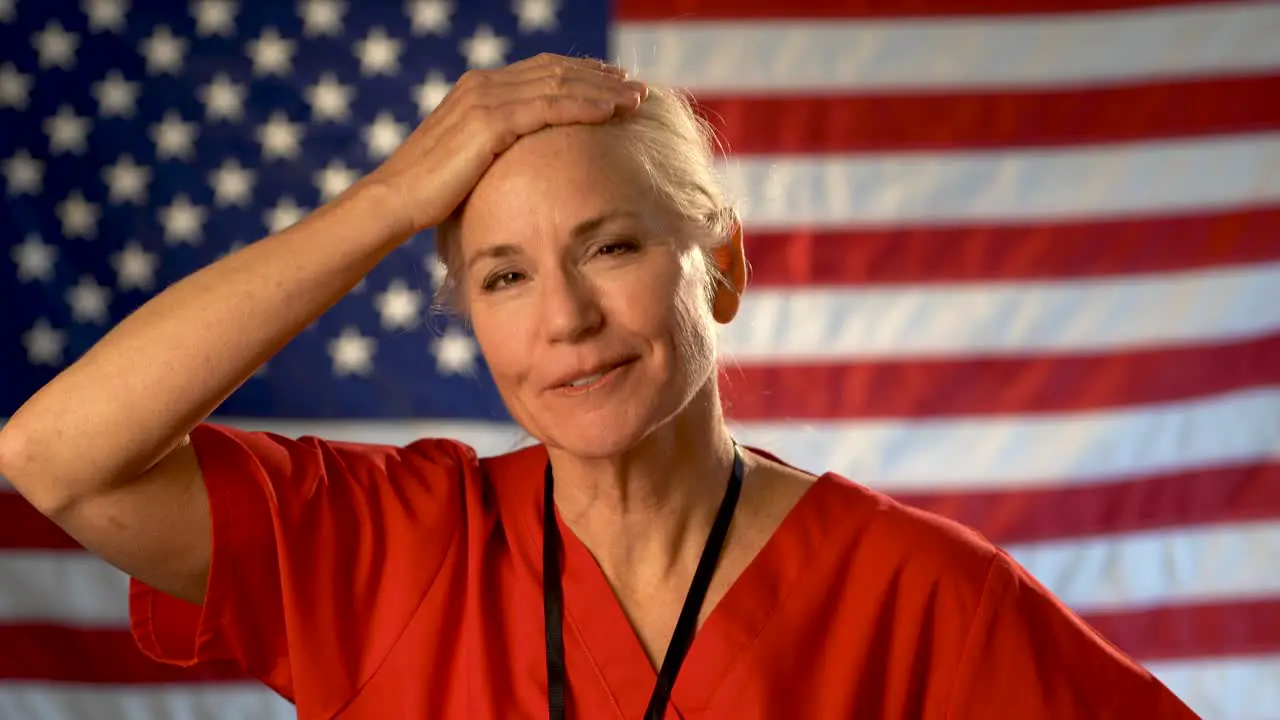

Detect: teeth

[568,372,605,388]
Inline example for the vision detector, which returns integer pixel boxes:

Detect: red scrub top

[129,422,1200,719]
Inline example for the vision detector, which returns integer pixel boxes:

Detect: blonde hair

[431,84,737,313]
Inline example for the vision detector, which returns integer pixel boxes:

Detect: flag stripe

[613,3,1280,93]
[699,74,1280,154]
[0,625,245,683]
[1087,598,1280,662]
[615,0,1232,20]
[719,133,1280,230]
[1145,654,1280,720]
[721,261,1280,362]
[741,207,1280,286]
[0,684,294,720]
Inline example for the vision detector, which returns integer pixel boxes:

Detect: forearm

[0,181,407,512]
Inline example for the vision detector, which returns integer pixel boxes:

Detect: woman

[0,54,1198,719]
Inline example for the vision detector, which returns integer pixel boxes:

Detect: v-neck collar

[492,444,844,717]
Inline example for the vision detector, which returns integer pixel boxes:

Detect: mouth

[552,357,639,394]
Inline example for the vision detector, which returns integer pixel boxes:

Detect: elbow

[0,423,78,519]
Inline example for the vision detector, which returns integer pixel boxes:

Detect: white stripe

[0,683,293,720]
[1147,654,1280,720]
[1005,522,1280,613]
[718,133,1280,229]
[1,519,1275,623]
[721,260,1280,361]
[613,2,1280,93]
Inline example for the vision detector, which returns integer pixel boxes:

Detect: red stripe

[0,625,248,683]
[698,76,1280,153]
[616,0,1222,20]
[742,206,1280,286]
[1083,598,1280,662]
[721,334,1280,421]
[895,462,1280,545]
[0,492,78,550]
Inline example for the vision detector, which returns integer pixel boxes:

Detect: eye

[595,238,640,257]
[481,269,525,292]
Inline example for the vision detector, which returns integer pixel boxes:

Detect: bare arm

[0,54,644,605]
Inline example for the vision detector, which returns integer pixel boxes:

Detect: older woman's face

[457,125,719,458]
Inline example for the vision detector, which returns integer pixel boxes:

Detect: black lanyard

[543,445,745,720]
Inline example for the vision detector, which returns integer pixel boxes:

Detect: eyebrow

[464,210,640,273]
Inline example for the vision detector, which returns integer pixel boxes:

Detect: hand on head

[365,53,648,238]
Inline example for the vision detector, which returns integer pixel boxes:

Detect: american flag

[1,0,1278,717]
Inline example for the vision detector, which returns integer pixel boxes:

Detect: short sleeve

[128,422,471,713]
[947,551,1202,719]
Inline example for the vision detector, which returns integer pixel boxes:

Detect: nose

[539,266,603,344]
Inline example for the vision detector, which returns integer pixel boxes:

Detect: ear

[710,213,747,324]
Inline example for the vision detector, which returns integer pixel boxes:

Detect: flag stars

[407,0,452,35]
[91,69,141,118]
[363,112,406,159]
[198,72,247,122]
[313,158,357,201]
[0,63,32,109]
[159,194,207,245]
[414,71,451,116]
[57,190,101,239]
[191,0,237,38]
[246,26,295,77]
[44,105,92,155]
[0,0,15,22]
[150,110,199,160]
[431,326,478,375]
[33,20,80,70]
[111,241,159,291]
[354,26,403,76]
[23,318,68,367]
[514,0,559,33]
[257,111,304,160]
[11,234,58,283]
[209,158,255,206]
[306,72,355,122]
[82,0,129,34]
[66,275,113,324]
[102,154,152,204]
[3,149,44,196]
[375,279,424,330]
[328,326,375,377]
[265,195,307,232]
[460,24,509,69]
[300,0,345,38]
[140,25,188,75]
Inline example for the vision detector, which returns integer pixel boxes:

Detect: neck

[546,381,738,585]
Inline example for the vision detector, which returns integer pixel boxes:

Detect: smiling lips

[551,357,638,393]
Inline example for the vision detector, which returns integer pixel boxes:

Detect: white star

[91,69,140,118]
[305,72,354,122]
[159,193,207,245]
[313,158,357,201]
[10,234,59,283]
[22,318,68,367]
[56,189,100,239]
[150,110,198,160]
[209,157,255,206]
[328,326,375,377]
[431,326,478,375]
[425,252,448,289]
[413,70,451,116]
[374,278,424,330]
[513,0,558,33]
[256,111,303,160]
[459,24,509,69]
[363,112,406,160]
[3,149,44,196]
[0,62,32,109]
[198,72,246,122]
[406,0,452,35]
[140,25,188,75]
[82,0,130,33]
[110,241,159,291]
[246,26,295,76]
[102,154,152,204]
[299,0,345,38]
[264,195,307,232]
[66,274,113,324]
[191,0,236,37]
[33,20,80,70]
[353,26,402,76]
[44,105,92,155]
[0,0,15,22]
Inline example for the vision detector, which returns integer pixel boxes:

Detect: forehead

[458,125,659,243]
